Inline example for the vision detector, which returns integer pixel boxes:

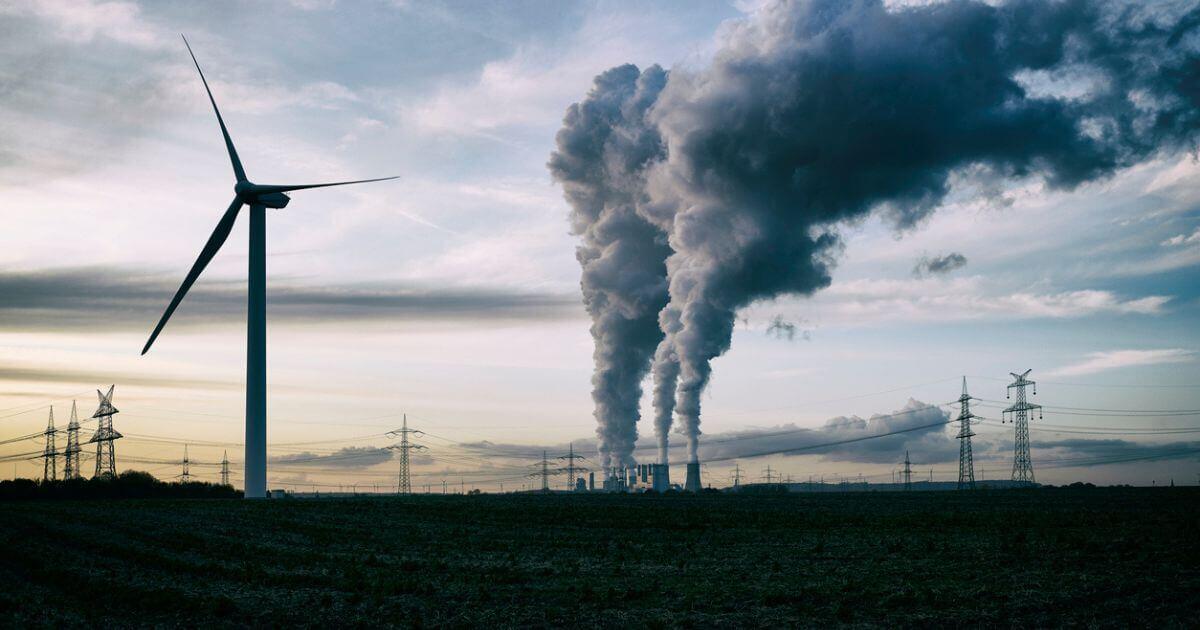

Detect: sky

[1,0,1198,491]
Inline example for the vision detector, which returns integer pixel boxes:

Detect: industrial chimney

[684,461,701,492]
[588,471,595,491]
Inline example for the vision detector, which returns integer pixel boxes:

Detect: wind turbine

[142,36,397,498]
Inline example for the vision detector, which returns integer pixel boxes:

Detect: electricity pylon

[220,450,230,486]
[762,465,775,484]
[557,442,589,490]
[88,385,122,478]
[731,463,743,489]
[903,450,912,491]
[180,444,191,482]
[1003,369,1042,484]
[954,377,981,490]
[387,414,425,495]
[63,401,81,480]
[529,450,559,492]
[42,407,58,482]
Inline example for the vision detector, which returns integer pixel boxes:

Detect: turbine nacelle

[235,182,291,209]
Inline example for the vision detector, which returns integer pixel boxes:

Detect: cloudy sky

[1,0,1197,490]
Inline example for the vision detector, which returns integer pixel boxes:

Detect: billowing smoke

[650,306,681,464]
[555,0,1200,466]
[549,65,671,470]
[913,252,968,277]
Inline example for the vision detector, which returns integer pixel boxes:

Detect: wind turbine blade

[142,198,244,355]
[253,176,399,194]
[182,35,247,182]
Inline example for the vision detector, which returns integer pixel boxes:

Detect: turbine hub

[234,180,256,201]
[234,181,290,209]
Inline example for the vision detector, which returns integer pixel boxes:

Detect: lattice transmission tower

[903,450,913,491]
[1003,369,1042,484]
[955,377,981,490]
[88,385,122,478]
[42,407,58,482]
[557,442,589,490]
[63,401,81,480]
[529,450,559,492]
[180,444,191,482]
[387,414,425,494]
[220,450,230,486]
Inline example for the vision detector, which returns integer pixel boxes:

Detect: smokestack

[627,466,637,489]
[652,463,670,492]
[588,472,595,491]
[684,462,701,492]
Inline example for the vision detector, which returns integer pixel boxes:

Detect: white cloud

[399,7,721,142]
[799,276,1171,327]
[1162,228,1200,247]
[1,0,170,49]
[1046,349,1196,377]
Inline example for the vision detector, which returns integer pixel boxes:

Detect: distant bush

[0,470,241,501]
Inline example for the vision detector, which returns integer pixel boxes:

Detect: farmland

[1,487,1197,627]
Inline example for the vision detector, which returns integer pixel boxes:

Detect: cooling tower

[652,463,670,492]
[684,461,701,492]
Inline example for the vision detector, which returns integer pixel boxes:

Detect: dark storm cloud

[271,446,394,469]
[698,399,954,464]
[456,439,598,461]
[913,253,969,277]
[556,0,1200,462]
[0,266,581,331]
[1038,438,1200,466]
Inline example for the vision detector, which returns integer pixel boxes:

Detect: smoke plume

[913,253,969,277]
[549,65,671,469]
[556,0,1200,465]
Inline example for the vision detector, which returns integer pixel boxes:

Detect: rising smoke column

[629,0,1200,461]
[549,64,671,470]
[650,306,681,465]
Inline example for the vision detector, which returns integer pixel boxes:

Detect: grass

[0,487,1196,627]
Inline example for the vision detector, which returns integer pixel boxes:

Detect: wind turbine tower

[63,401,81,480]
[88,385,121,478]
[955,377,980,490]
[41,407,58,482]
[1003,369,1041,484]
[140,37,397,498]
